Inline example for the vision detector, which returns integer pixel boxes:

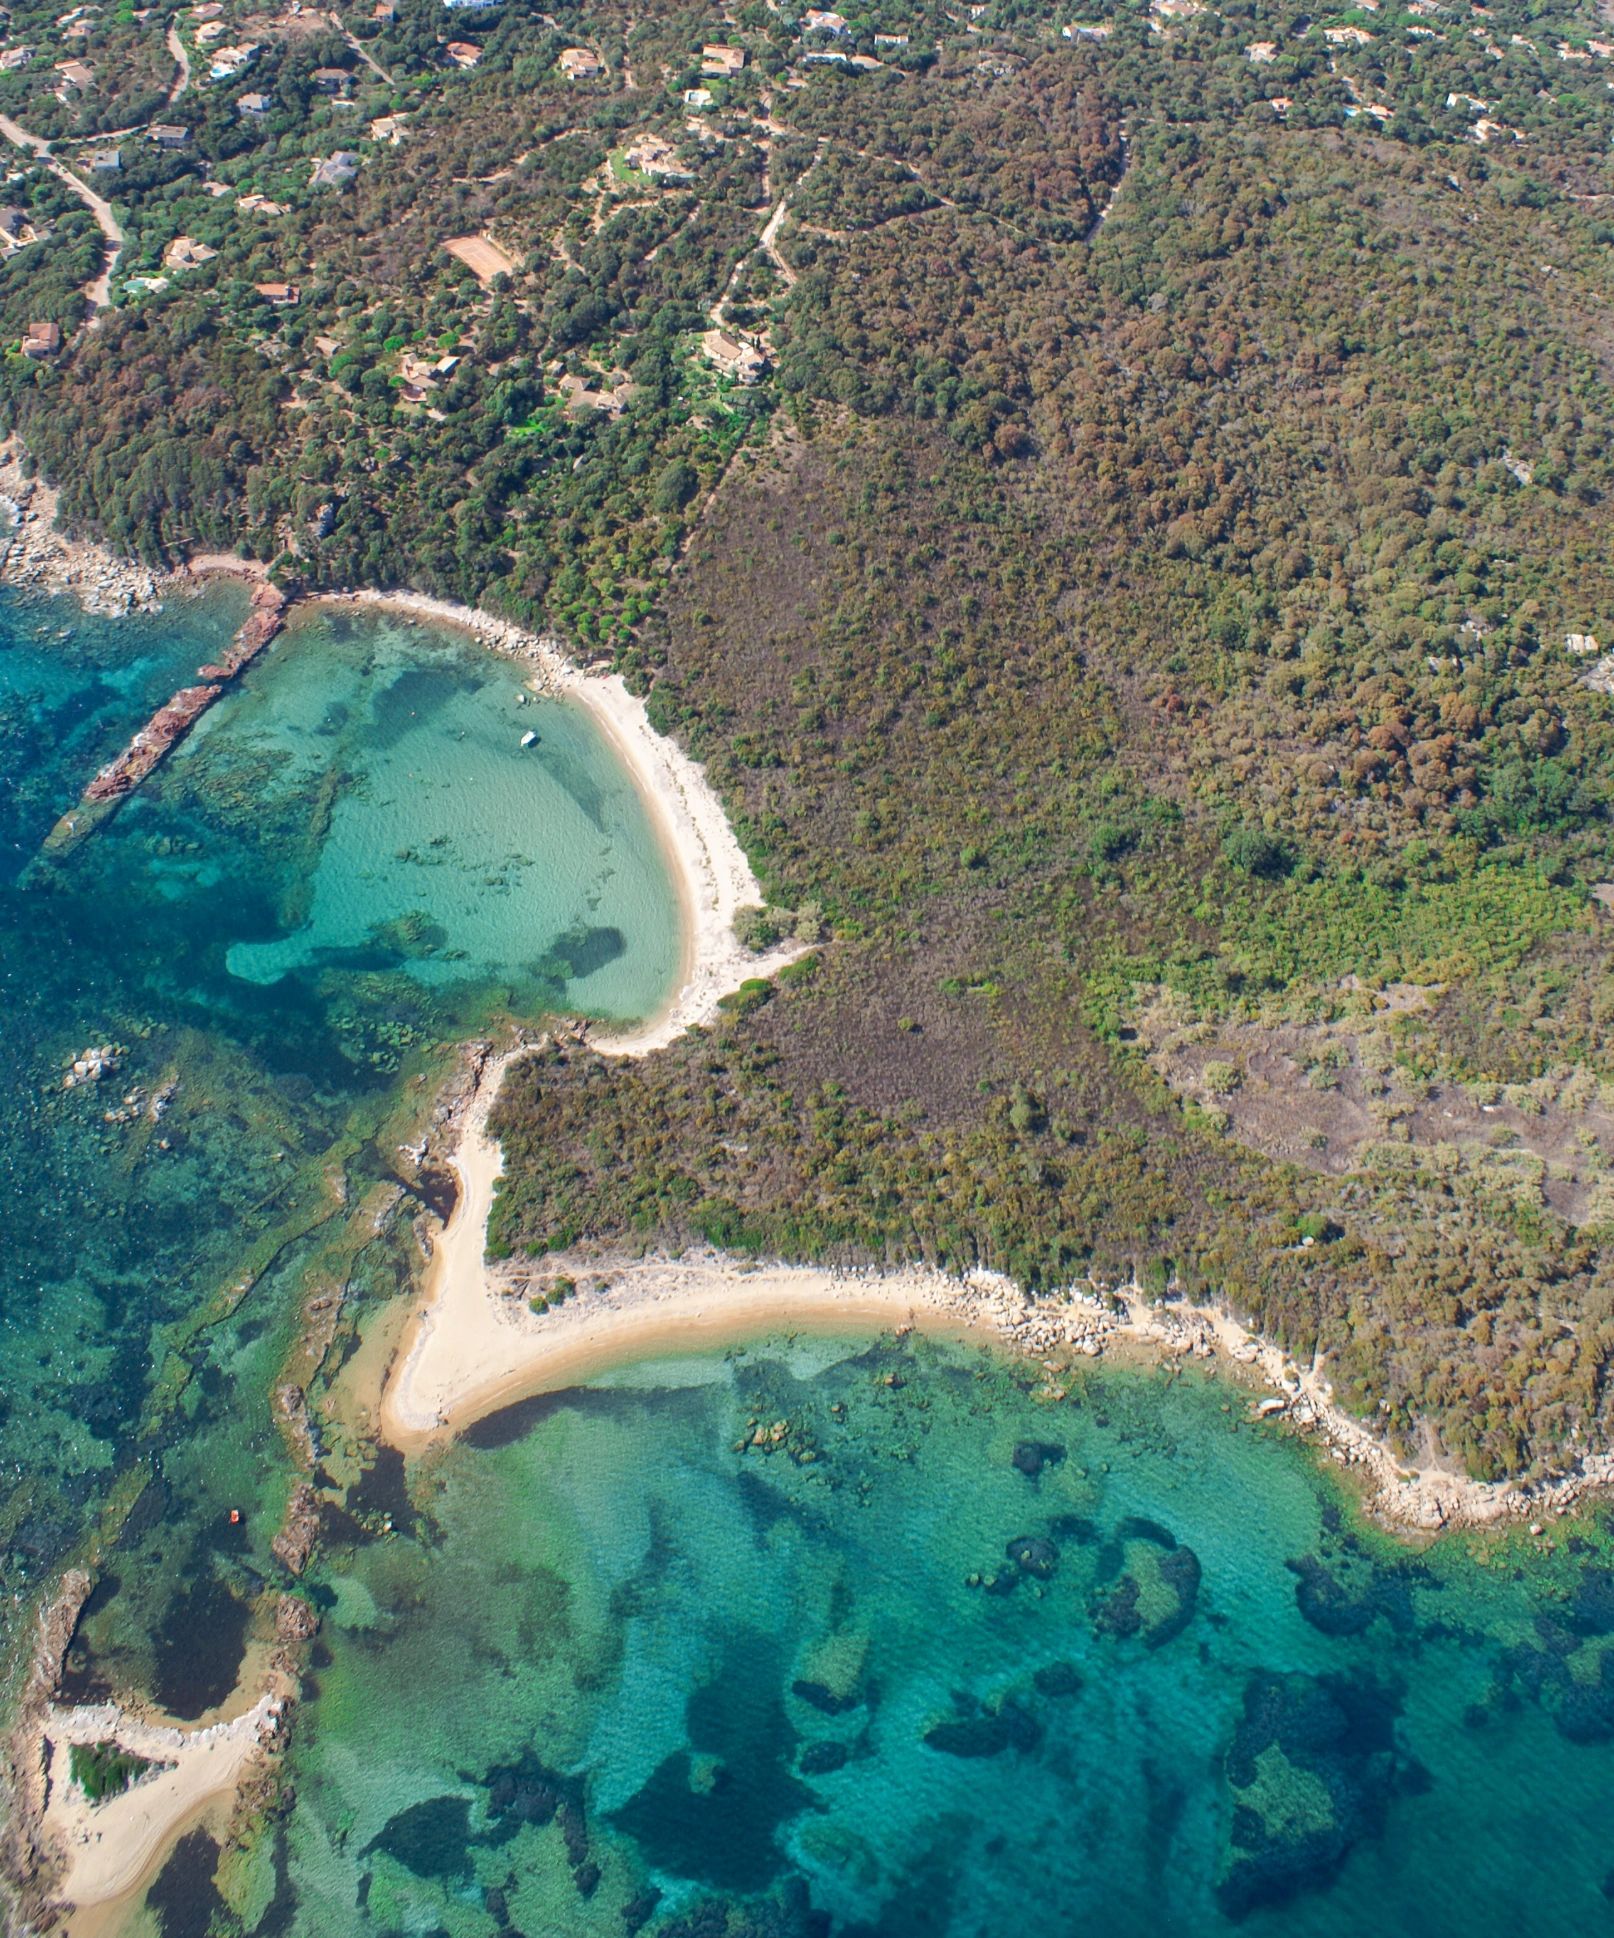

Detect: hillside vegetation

[6,0,1614,1477]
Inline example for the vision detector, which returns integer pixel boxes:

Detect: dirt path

[0,112,124,310]
[1085,128,1129,238]
[757,192,799,287]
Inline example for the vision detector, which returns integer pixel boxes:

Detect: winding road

[164,23,191,103]
[0,111,124,310]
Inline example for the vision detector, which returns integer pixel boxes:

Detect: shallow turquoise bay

[0,587,677,1710]
[271,1338,1614,1938]
[6,586,1614,1938]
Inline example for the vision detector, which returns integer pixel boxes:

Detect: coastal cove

[213,1332,1614,1938]
[2,0,1614,1921]
[0,572,745,1931]
[8,555,1614,1938]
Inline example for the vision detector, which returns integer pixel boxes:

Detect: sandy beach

[9,569,812,1929]
[382,1236,988,1451]
[11,550,1594,1933]
[322,587,806,1050]
[382,1200,1614,1535]
[41,1690,282,1914]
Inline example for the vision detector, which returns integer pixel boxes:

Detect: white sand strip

[41,1692,281,1908]
[324,588,805,1052]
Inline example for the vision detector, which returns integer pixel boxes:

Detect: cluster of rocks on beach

[0,449,168,616]
[963,1270,1614,1534]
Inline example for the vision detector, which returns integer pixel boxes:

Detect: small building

[700,42,745,74]
[444,0,499,10]
[309,149,359,185]
[801,9,850,33]
[149,123,192,147]
[87,146,121,171]
[53,57,94,88]
[369,112,406,141]
[254,280,299,304]
[873,32,910,44]
[624,134,691,182]
[208,43,256,77]
[163,234,217,269]
[557,45,602,78]
[0,47,33,70]
[238,90,272,113]
[0,207,27,240]
[444,38,481,65]
[683,85,714,106]
[700,327,768,384]
[1322,23,1373,43]
[195,19,227,39]
[191,2,224,18]
[22,320,62,359]
[310,65,350,91]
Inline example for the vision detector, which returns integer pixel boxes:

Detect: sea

[0,583,677,1715]
[4,586,1614,1938]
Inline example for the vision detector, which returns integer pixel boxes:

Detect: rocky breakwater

[43,583,287,855]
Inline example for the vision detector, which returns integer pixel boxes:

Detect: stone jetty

[43,583,287,854]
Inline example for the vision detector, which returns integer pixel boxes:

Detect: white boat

[520,730,538,748]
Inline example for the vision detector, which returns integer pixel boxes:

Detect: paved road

[0,111,124,310]
[165,23,191,104]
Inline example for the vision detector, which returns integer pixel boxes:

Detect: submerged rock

[791,1628,869,1714]
[1012,1441,1066,1479]
[1006,1534,1060,1580]
[923,1703,1043,1758]
[1032,1660,1084,1698]
[362,1795,473,1881]
[1217,1670,1402,1918]
[1287,1555,1377,1637]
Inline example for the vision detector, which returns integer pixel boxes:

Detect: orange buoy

[228,1509,241,1525]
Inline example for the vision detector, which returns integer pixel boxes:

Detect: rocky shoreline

[0,444,172,615]
[440,1237,1607,1540]
[980,1275,1612,1535]
[0,1570,92,1928]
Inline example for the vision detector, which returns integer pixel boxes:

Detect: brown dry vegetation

[8,0,1614,1480]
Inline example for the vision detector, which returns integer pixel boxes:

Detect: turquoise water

[249,1337,1614,1938]
[0,587,678,1711]
[12,583,1614,1938]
